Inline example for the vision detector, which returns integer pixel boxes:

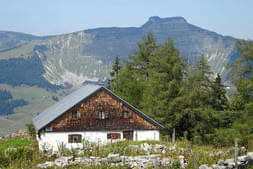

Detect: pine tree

[210,74,228,110]
[111,32,157,108]
[231,40,253,111]
[182,56,213,108]
[141,38,184,124]
[108,55,121,90]
[110,55,121,78]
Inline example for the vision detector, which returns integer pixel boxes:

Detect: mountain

[0,16,239,136]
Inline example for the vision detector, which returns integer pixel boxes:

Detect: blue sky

[0,0,252,39]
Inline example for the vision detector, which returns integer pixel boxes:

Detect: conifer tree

[110,55,121,78]
[108,55,121,90]
[141,38,184,124]
[231,40,253,111]
[210,74,228,110]
[111,32,157,108]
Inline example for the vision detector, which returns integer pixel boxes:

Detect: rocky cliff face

[0,16,238,88]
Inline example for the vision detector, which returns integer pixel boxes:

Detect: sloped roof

[33,84,164,131]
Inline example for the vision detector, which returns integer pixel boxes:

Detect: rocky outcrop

[37,142,253,169]
[0,129,30,141]
[199,152,253,169]
[37,154,170,168]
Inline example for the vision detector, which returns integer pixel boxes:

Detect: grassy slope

[0,84,67,136]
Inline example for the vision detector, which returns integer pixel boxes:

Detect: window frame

[71,110,81,120]
[120,111,131,119]
[107,133,121,139]
[97,111,109,120]
[68,134,82,143]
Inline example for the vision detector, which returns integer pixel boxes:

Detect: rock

[107,153,121,162]
[240,146,247,155]
[211,164,226,169]
[179,155,186,168]
[217,159,225,166]
[215,151,225,157]
[224,158,234,164]
[127,145,139,152]
[238,155,250,162]
[140,143,151,154]
[152,144,166,153]
[161,157,171,167]
[247,152,253,160]
[90,156,96,161]
[54,156,74,167]
[37,162,54,168]
[129,161,138,168]
[199,164,210,169]
[168,145,177,151]
[149,154,161,160]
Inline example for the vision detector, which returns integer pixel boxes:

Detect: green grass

[0,138,32,151]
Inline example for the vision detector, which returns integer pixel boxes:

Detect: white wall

[134,130,160,141]
[38,130,159,152]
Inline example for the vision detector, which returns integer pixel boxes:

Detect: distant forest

[0,54,62,91]
[0,89,28,116]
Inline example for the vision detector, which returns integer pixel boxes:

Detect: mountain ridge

[0,16,240,136]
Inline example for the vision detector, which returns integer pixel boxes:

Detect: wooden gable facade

[47,90,158,132]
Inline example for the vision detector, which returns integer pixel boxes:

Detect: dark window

[123,131,133,140]
[97,111,109,119]
[120,111,131,119]
[107,133,121,139]
[68,134,82,143]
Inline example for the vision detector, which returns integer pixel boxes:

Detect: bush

[213,128,240,147]
[193,136,202,145]
[26,123,36,138]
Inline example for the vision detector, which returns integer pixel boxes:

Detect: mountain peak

[148,16,187,23]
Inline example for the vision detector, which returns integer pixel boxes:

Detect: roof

[33,84,165,131]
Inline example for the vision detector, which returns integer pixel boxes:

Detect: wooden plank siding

[47,90,158,132]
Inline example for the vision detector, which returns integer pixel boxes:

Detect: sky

[0,0,252,40]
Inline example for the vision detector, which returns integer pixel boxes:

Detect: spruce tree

[231,40,253,111]
[110,55,121,78]
[141,38,184,124]
[210,74,228,110]
[108,55,121,90]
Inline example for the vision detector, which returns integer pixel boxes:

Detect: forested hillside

[0,89,27,116]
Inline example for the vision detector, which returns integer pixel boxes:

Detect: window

[123,131,133,140]
[97,111,109,119]
[107,133,121,139]
[120,111,131,119]
[71,110,81,120]
[68,134,82,143]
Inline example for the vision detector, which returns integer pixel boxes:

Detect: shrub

[213,128,240,147]
[26,123,36,138]
[193,136,202,145]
